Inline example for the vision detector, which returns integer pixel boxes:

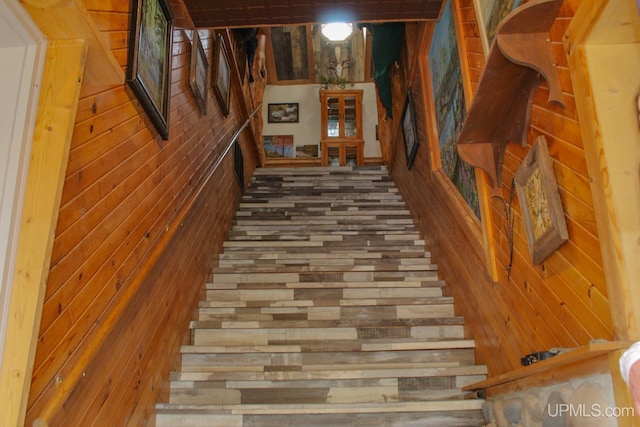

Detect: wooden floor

[155,167,487,426]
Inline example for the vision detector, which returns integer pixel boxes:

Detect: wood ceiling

[183,0,445,28]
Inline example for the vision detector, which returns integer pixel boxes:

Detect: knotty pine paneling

[26,9,259,426]
[389,0,613,377]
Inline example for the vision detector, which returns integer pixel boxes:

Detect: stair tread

[170,365,488,382]
[206,280,445,289]
[180,339,477,354]
[156,400,484,414]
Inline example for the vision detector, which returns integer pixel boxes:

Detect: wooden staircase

[155,167,487,426]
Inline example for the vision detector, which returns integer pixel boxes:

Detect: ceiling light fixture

[321,22,353,41]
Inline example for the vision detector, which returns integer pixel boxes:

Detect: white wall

[0,0,45,372]
[262,82,382,158]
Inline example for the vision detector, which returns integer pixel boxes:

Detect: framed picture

[126,0,174,140]
[296,144,319,158]
[213,32,231,116]
[401,90,419,170]
[428,0,479,216]
[268,103,299,123]
[514,136,568,265]
[263,135,294,158]
[189,30,209,115]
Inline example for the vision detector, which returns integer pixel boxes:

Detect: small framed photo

[268,103,299,123]
[189,30,209,115]
[126,0,174,140]
[402,90,419,170]
[514,136,568,265]
[213,31,231,116]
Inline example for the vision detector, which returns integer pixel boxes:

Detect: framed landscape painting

[428,0,479,217]
[126,0,174,140]
[263,135,294,158]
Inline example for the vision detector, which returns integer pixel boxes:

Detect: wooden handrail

[33,104,261,427]
[462,341,632,393]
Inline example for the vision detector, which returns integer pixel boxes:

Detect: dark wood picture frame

[126,0,173,140]
[402,90,419,170]
[514,135,568,265]
[189,30,209,115]
[213,32,231,117]
[267,103,299,123]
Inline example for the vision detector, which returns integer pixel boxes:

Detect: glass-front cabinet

[320,89,364,166]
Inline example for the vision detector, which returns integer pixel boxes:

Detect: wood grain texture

[389,0,613,378]
[0,39,87,427]
[25,18,260,427]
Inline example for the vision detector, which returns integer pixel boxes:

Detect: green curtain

[362,23,404,118]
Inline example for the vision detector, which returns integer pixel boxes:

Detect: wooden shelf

[456,0,565,194]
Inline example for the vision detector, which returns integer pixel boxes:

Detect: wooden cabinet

[319,89,364,166]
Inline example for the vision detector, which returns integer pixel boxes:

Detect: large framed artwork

[126,0,174,140]
[401,90,419,170]
[428,0,479,217]
[189,30,209,115]
[213,32,231,116]
[473,0,522,55]
[514,136,568,265]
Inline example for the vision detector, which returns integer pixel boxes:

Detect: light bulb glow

[321,23,353,41]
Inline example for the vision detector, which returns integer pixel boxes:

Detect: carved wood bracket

[456,0,565,194]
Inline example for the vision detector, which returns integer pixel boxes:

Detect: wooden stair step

[209,271,439,284]
[191,325,465,345]
[200,295,448,308]
[206,282,442,303]
[191,313,461,330]
[192,314,464,328]
[202,287,446,301]
[211,264,437,274]
[180,339,477,354]
[228,228,419,235]
[180,348,477,369]
[168,377,485,405]
[170,365,487,382]
[218,250,431,259]
[156,401,485,427]
[206,279,445,290]
[222,240,426,249]
[218,252,434,267]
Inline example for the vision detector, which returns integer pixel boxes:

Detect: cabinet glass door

[344,96,357,137]
[326,96,340,137]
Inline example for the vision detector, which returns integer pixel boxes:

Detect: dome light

[321,23,353,42]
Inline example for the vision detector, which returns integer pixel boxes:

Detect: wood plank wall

[388,0,614,377]
[25,3,260,425]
